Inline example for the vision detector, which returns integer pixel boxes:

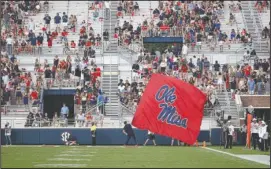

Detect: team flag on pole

[132,74,206,145]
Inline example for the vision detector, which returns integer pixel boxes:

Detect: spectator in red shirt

[51,30,58,39]
[30,89,38,103]
[70,40,77,54]
[25,78,31,93]
[96,67,101,77]
[70,41,76,48]
[243,63,251,77]
[61,29,68,43]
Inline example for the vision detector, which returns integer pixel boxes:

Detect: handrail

[253,2,264,52]
[39,88,44,113]
[118,103,135,125]
[240,2,249,34]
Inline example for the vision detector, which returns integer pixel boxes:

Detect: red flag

[132,74,206,145]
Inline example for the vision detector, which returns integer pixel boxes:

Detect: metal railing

[240,1,249,35]
[140,27,183,38]
[118,103,135,126]
[43,78,80,89]
[249,1,262,51]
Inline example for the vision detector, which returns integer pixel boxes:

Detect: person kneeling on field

[65,134,78,146]
[144,130,157,146]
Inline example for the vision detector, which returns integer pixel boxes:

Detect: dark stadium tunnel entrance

[43,94,75,122]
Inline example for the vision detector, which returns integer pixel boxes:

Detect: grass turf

[1,146,269,168]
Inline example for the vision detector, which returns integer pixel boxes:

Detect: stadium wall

[143,37,184,43]
[1,129,212,145]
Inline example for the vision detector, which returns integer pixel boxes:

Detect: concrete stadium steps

[259,10,270,28]
[102,64,119,116]
[186,53,244,65]
[187,43,245,54]
[216,89,239,126]
[1,116,27,128]
[219,1,245,35]
[241,1,269,59]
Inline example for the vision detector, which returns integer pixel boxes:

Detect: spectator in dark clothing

[214,60,221,72]
[83,67,91,82]
[30,34,37,54]
[37,33,44,45]
[28,30,35,39]
[25,112,34,127]
[103,29,109,41]
[62,12,68,27]
[37,33,44,54]
[123,121,138,146]
[44,67,52,78]
[132,63,140,72]
[54,13,61,31]
[262,59,269,72]
[262,26,269,39]
[253,60,260,71]
[65,133,77,146]
[188,58,195,69]
[75,66,81,78]
[43,14,51,30]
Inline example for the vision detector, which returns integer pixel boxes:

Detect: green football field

[1,145,270,168]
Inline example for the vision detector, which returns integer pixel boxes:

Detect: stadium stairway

[100,1,120,116]
[259,8,270,28]
[240,1,269,60]
[215,84,239,126]
[102,65,119,116]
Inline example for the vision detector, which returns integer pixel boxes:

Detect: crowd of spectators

[118,44,270,115]
[114,1,254,54]
[255,1,269,13]
[1,0,106,127]
[1,1,44,110]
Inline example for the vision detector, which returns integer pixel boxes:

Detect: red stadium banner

[132,74,206,145]
[160,26,170,31]
[141,26,148,31]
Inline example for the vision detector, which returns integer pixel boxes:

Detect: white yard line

[34,164,87,168]
[56,154,94,157]
[63,151,97,154]
[86,146,125,148]
[47,158,91,162]
[2,145,43,147]
[202,147,270,166]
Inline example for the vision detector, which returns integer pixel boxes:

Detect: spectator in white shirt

[251,118,259,150]
[182,44,188,59]
[192,55,198,68]
[77,112,85,127]
[160,61,167,73]
[28,19,35,31]
[219,40,224,52]
[226,121,234,149]
[6,35,13,56]
[118,84,125,92]
[258,121,269,151]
